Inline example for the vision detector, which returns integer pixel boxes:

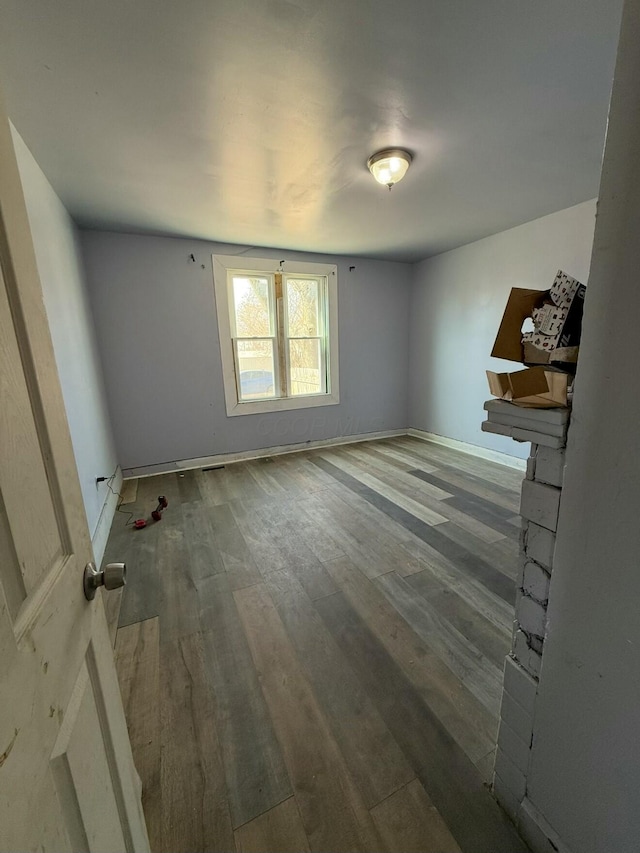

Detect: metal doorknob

[83,561,127,600]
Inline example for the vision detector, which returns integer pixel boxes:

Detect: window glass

[236,339,276,400]
[232,276,272,337]
[286,278,320,337]
[289,338,323,396]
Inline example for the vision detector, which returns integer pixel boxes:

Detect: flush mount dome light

[367,148,412,188]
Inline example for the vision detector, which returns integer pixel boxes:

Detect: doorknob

[83,561,127,601]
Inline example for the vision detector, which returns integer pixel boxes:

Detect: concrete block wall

[485,404,570,843]
[513,440,565,678]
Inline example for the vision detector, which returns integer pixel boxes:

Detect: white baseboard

[408,428,527,471]
[517,797,574,853]
[121,426,527,480]
[91,467,122,566]
[121,429,408,479]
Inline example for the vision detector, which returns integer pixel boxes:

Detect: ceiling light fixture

[367,148,412,189]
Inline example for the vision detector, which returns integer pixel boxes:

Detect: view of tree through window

[286,279,323,396]
[230,273,326,401]
[234,277,271,337]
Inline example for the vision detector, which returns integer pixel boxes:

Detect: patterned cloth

[521,271,583,353]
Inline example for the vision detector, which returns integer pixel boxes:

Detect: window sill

[225,391,340,417]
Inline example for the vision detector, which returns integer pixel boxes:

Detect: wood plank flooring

[105,436,529,852]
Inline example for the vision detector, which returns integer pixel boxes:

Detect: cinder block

[494,747,527,801]
[519,522,528,551]
[500,689,534,745]
[528,634,544,655]
[517,595,547,638]
[484,400,569,425]
[526,453,536,481]
[481,422,565,448]
[482,421,514,438]
[512,624,529,654]
[503,655,538,715]
[525,523,556,569]
[513,627,531,664]
[534,446,566,487]
[487,412,566,437]
[511,427,565,449]
[518,798,568,853]
[497,719,531,774]
[527,648,542,678]
[493,773,520,822]
[520,480,561,531]
[512,629,543,680]
[523,561,551,603]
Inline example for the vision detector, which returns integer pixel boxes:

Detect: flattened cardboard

[486,366,568,408]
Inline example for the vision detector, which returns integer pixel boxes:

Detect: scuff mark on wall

[0,728,19,768]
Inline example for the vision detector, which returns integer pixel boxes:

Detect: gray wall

[526,3,640,850]
[12,128,118,544]
[80,231,411,471]
[408,201,597,460]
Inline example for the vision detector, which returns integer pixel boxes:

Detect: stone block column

[482,403,569,827]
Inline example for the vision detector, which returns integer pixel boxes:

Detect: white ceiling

[0,0,623,261]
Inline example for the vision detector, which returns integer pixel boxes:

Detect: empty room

[2,1,639,852]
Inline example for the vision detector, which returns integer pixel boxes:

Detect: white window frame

[212,254,340,416]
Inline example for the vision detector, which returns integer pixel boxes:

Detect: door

[0,86,149,852]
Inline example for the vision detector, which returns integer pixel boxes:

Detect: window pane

[289,338,323,396]
[236,339,276,400]
[233,276,272,337]
[286,278,320,337]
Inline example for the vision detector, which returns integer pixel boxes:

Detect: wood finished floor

[104,436,530,853]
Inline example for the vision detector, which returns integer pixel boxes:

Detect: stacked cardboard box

[487,269,585,408]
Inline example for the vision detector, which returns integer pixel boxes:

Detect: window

[213,255,339,416]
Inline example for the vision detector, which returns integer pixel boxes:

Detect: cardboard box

[492,271,586,367]
[486,367,568,408]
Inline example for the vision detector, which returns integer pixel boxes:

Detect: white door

[0,86,149,852]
